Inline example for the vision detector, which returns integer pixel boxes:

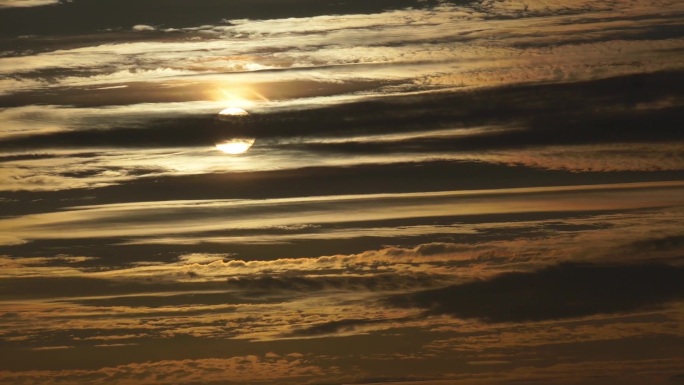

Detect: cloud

[2,0,683,99]
[284,318,394,337]
[426,309,684,352]
[6,78,679,193]
[498,358,684,385]
[29,345,74,351]
[69,290,278,308]
[2,186,684,287]
[132,24,155,32]
[0,254,97,267]
[0,354,329,385]
[386,263,684,322]
[225,273,443,293]
[621,235,684,256]
[0,276,220,298]
[2,180,682,246]
[0,0,458,37]
[1,1,683,383]
[2,71,682,157]
[477,143,684,172]
[0,0,59,8]
[177,253,232,264]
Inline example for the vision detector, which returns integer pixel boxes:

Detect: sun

[214,107,255,154]
[215,138,255,154]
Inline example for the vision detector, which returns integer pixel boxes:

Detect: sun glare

[215,138,255,154]
[212,85,268,110]
[218,107,250,117]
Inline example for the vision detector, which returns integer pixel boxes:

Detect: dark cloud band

[386,263,684,322]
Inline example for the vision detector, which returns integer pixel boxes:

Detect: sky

[0,0,683,384]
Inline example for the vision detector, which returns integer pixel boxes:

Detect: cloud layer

[1,0,683,384]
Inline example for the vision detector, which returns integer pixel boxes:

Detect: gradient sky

[1,1,684,384]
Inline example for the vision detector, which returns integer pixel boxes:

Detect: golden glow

[215,138,255,154]
[211,85,268,109]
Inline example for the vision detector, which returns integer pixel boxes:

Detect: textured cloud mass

[1,0,683,384]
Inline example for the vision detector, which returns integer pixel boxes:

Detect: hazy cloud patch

[131,24,155,32]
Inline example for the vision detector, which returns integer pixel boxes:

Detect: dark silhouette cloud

[285,318,391,337]
[624,235,684,254]
[385,263,684,322]
[0,153,62,162]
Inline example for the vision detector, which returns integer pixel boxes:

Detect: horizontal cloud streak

[0,0,57,8]
[2,181,683,246]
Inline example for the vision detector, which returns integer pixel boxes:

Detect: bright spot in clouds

[215,138,255,154]
[218,107,250,117]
